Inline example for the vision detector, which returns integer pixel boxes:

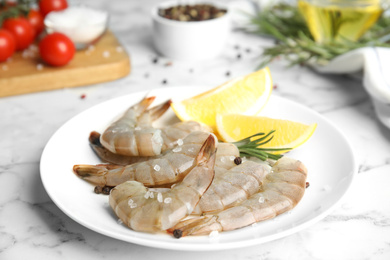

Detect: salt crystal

[134,126,141,130]
[229,156,235,161]
[154,164,161,171]
[220,157,226,163]
[103,51,110,58]
[177,139,183,146]
[187,147,195,152]
[173,147,182,153]
[29,44,38,52]
[130,203,137,208]
[22,51,29,58]
[157,192,163,202]
[258,196,265,203]
[36,64,43,71]
[128,199,134,206]
[164,197,172,204]
[144,191,151,199]
[149,192,154,198]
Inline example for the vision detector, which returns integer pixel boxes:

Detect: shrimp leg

[109,134,217,232]
[168,157,308,237]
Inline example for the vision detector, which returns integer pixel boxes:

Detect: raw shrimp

[193,160,272,214]
[89,131,157,166]
[100,97,209,157]
[160,120,211,151]
[168,156,307,238]
[109,134,217,232]
[89,121,210,166]
[100,96,170,157]
[74,131,239,187]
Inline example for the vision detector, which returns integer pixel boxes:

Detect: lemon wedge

[216,114,317,153]
[171,67,273,131]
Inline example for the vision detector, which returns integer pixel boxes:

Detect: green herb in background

[250,3,390,68]
[0,0,37,26]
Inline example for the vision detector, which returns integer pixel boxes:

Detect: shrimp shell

[100,97,171,157]
[89,131,157,165]
[74,131,219,187]
[109,134,217,232]
[193,160,271,214]
[168,156,308,237]
[89,121,210,166]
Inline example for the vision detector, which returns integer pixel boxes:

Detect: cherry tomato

[39,0,68,17]
[2,17,35,50]
[39,32,75,66]
[0,29,16,62]
[28,9,44,36]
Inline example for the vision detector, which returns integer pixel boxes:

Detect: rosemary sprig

[233,130,291,161]
[250,3,390,68]
[0,0,37,26]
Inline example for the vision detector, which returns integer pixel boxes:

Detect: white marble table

[1,0,390,259]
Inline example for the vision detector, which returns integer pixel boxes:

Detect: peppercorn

[102,186,112,195]
[306,182,310,188]
[234,157,242,165]
[94,186,103,194]
[173,229,183,238]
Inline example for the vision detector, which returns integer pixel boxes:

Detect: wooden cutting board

[0,30,131,98]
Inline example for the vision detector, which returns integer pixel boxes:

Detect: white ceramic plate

[40,86,357,251]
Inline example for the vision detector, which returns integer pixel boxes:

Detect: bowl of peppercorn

[151,1,231,61]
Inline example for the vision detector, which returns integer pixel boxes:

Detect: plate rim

[40,86,358,251]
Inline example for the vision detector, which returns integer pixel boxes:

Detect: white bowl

[151,1,231,61]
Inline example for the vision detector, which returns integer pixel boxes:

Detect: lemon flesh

[216,114,317,154]
[171,67,273,132]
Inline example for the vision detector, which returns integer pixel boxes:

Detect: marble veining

[1,0,390,259]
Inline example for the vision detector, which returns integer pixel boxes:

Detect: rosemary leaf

[250,3,390,67]
[232,130,289,161]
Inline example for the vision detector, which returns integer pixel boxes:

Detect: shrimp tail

[168,215,221,238]
[137,96,156,113]
[148,99,172,121]
[196,134,217,166]
[73,164,120,185]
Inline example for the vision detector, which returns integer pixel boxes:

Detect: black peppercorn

[173,229,183,238]
[234,157,242,165]
[94,186,103,194]
[102,186,112,195]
